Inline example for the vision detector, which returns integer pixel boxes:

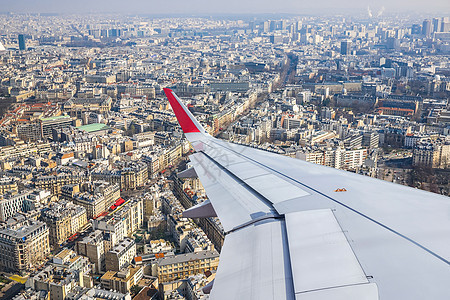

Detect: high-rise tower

[340,40,351,55]
[18,34,26,50]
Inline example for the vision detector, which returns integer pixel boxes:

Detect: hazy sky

[2,0,449,15]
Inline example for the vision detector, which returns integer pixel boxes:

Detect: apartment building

[76,230,105,273]
[105,238,136,271]
[152,250,219,283]
[52,248,91,274]
[101,265,143,294]
[0,177,18,194]
[89,200,140,254]
[41,115,73,140]
[40,201,87,248]
[112,198,143,237]
[0,218,50,272]
[92,162,148,190]
[26,265,80,300]
[296,147,368,170]
[63,95,113,114]
[0,142,51,161]
[413,140,450,168]
[65,287,132,300]
[66,181,120,219]
[92,216,126,253]
[34,173,88,196]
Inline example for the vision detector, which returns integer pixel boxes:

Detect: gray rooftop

[157,250,219,266]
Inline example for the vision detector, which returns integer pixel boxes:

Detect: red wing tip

[163,87,202,134]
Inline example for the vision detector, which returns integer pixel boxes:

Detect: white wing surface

[164,88,450,300]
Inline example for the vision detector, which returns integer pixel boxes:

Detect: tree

[130,285,142,295]
[125,124,136,136]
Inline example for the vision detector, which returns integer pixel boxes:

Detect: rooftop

[41,115,71,122]
[77,123,110,133]
[157,250,219,266]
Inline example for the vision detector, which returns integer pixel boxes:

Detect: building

[101,265,144,294]
[377,107,414,117]
[152,250,219,283]
[340,40,351,55]
[296,147,368,170]
[92,162,148,190]
[16,122,41,142]
[343,134,363,149]
[40,201,87,248]
[16,116,74,141]
[433,18,441,33]
[0,219,50,272]
[413,140,450,168]
[210,81,250,93]
[92,198,143,255]
[172,177,225,251]
[422,19,432,37]
[143,155,160,178]
[55,152,75,165]
[65,287,132,300]
[92,215,127,254]
[63,95,113,116]
[110,198,143,237]
[0,177,18,194]
[18,34,26,50]
[362,132,380,149]
[26,265,80,300]
[34,172,88,196]
[67,181,120,219]
[77,123,111,136]
[76,230,105,273]
[0,191,34,222]
[0,142,51,161]
[341,148,368,170]
[41,116,73,140]
[85,74,116,84]
[144,239,174,255]
[105,238,136,271]
[52,249,91,277]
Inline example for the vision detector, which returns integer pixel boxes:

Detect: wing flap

[285,209,369,294]
[210,218,295,300]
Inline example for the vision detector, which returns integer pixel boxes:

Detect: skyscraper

[18,34,26,50]
[422,20,432,37]
[263,21,269,33]
[269,20,276,32]
[441,17,450,32]
[340,40,351,55]
[432,18,441,33]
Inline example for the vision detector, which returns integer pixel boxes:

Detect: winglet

[163,88,206,134]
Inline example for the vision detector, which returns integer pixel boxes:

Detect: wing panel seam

[199,151,278,215]
[295,282,375,295]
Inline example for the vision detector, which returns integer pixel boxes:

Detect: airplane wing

[163,88,450,300]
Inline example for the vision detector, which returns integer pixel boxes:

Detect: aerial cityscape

[0,4,449,300]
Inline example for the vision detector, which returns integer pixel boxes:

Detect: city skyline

[1,0,449,15]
